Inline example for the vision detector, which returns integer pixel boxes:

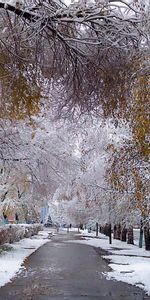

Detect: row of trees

[105,76,150,249]
[49,115,149,249]
[0,100,149,248]
[0,103,149,247]
[0,115,82,222]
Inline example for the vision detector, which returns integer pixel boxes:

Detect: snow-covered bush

[0,224,43,246]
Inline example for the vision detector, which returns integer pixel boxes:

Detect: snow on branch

[0,0,149,117]
[0,2,40,21]
[0,0,149,52]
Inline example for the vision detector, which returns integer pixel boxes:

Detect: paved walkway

[0,230,150,300]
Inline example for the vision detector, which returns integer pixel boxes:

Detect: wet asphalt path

[0,230,150,300]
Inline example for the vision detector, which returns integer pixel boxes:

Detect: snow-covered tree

[0,0,149,117]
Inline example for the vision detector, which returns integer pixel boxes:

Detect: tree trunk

[108,223,112,244]
[144,226,150,250]
[104,224,110,236]
[96,222,99,237]
[113,224,117,239]
[80,224,83,230]
[121,227,127,242]
[103,224,107,235]
[115,224,121,240]
[99,225,102,233]
[127,226,134,244]
[103,225,106,235]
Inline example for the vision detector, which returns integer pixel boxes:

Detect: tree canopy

[0,0,149,243]
[0,0,149,117]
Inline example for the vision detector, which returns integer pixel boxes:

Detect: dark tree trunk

[121,227,127,242]
[103,224,107,235]
[101,226,104,234]
[103,225,106,235]
[99,225,102,233]
[104,224,110,236]
[115,224,121,240]
[127,226,134,244]
[108,223,112,244]
[113,224,117,239]
[96,222,99,237]
[144,226,150,251]
[80,224,83,230]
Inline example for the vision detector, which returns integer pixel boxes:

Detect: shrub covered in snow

[0,224,43,245]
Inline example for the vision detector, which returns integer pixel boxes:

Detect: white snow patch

[105,255,150,293]
[0,231,49,288]
[71,230,150,295]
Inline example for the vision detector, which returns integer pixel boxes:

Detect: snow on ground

[72,230,150,295]
[0,230,50,288]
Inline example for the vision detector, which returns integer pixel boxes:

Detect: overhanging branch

[0,0,149,51]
